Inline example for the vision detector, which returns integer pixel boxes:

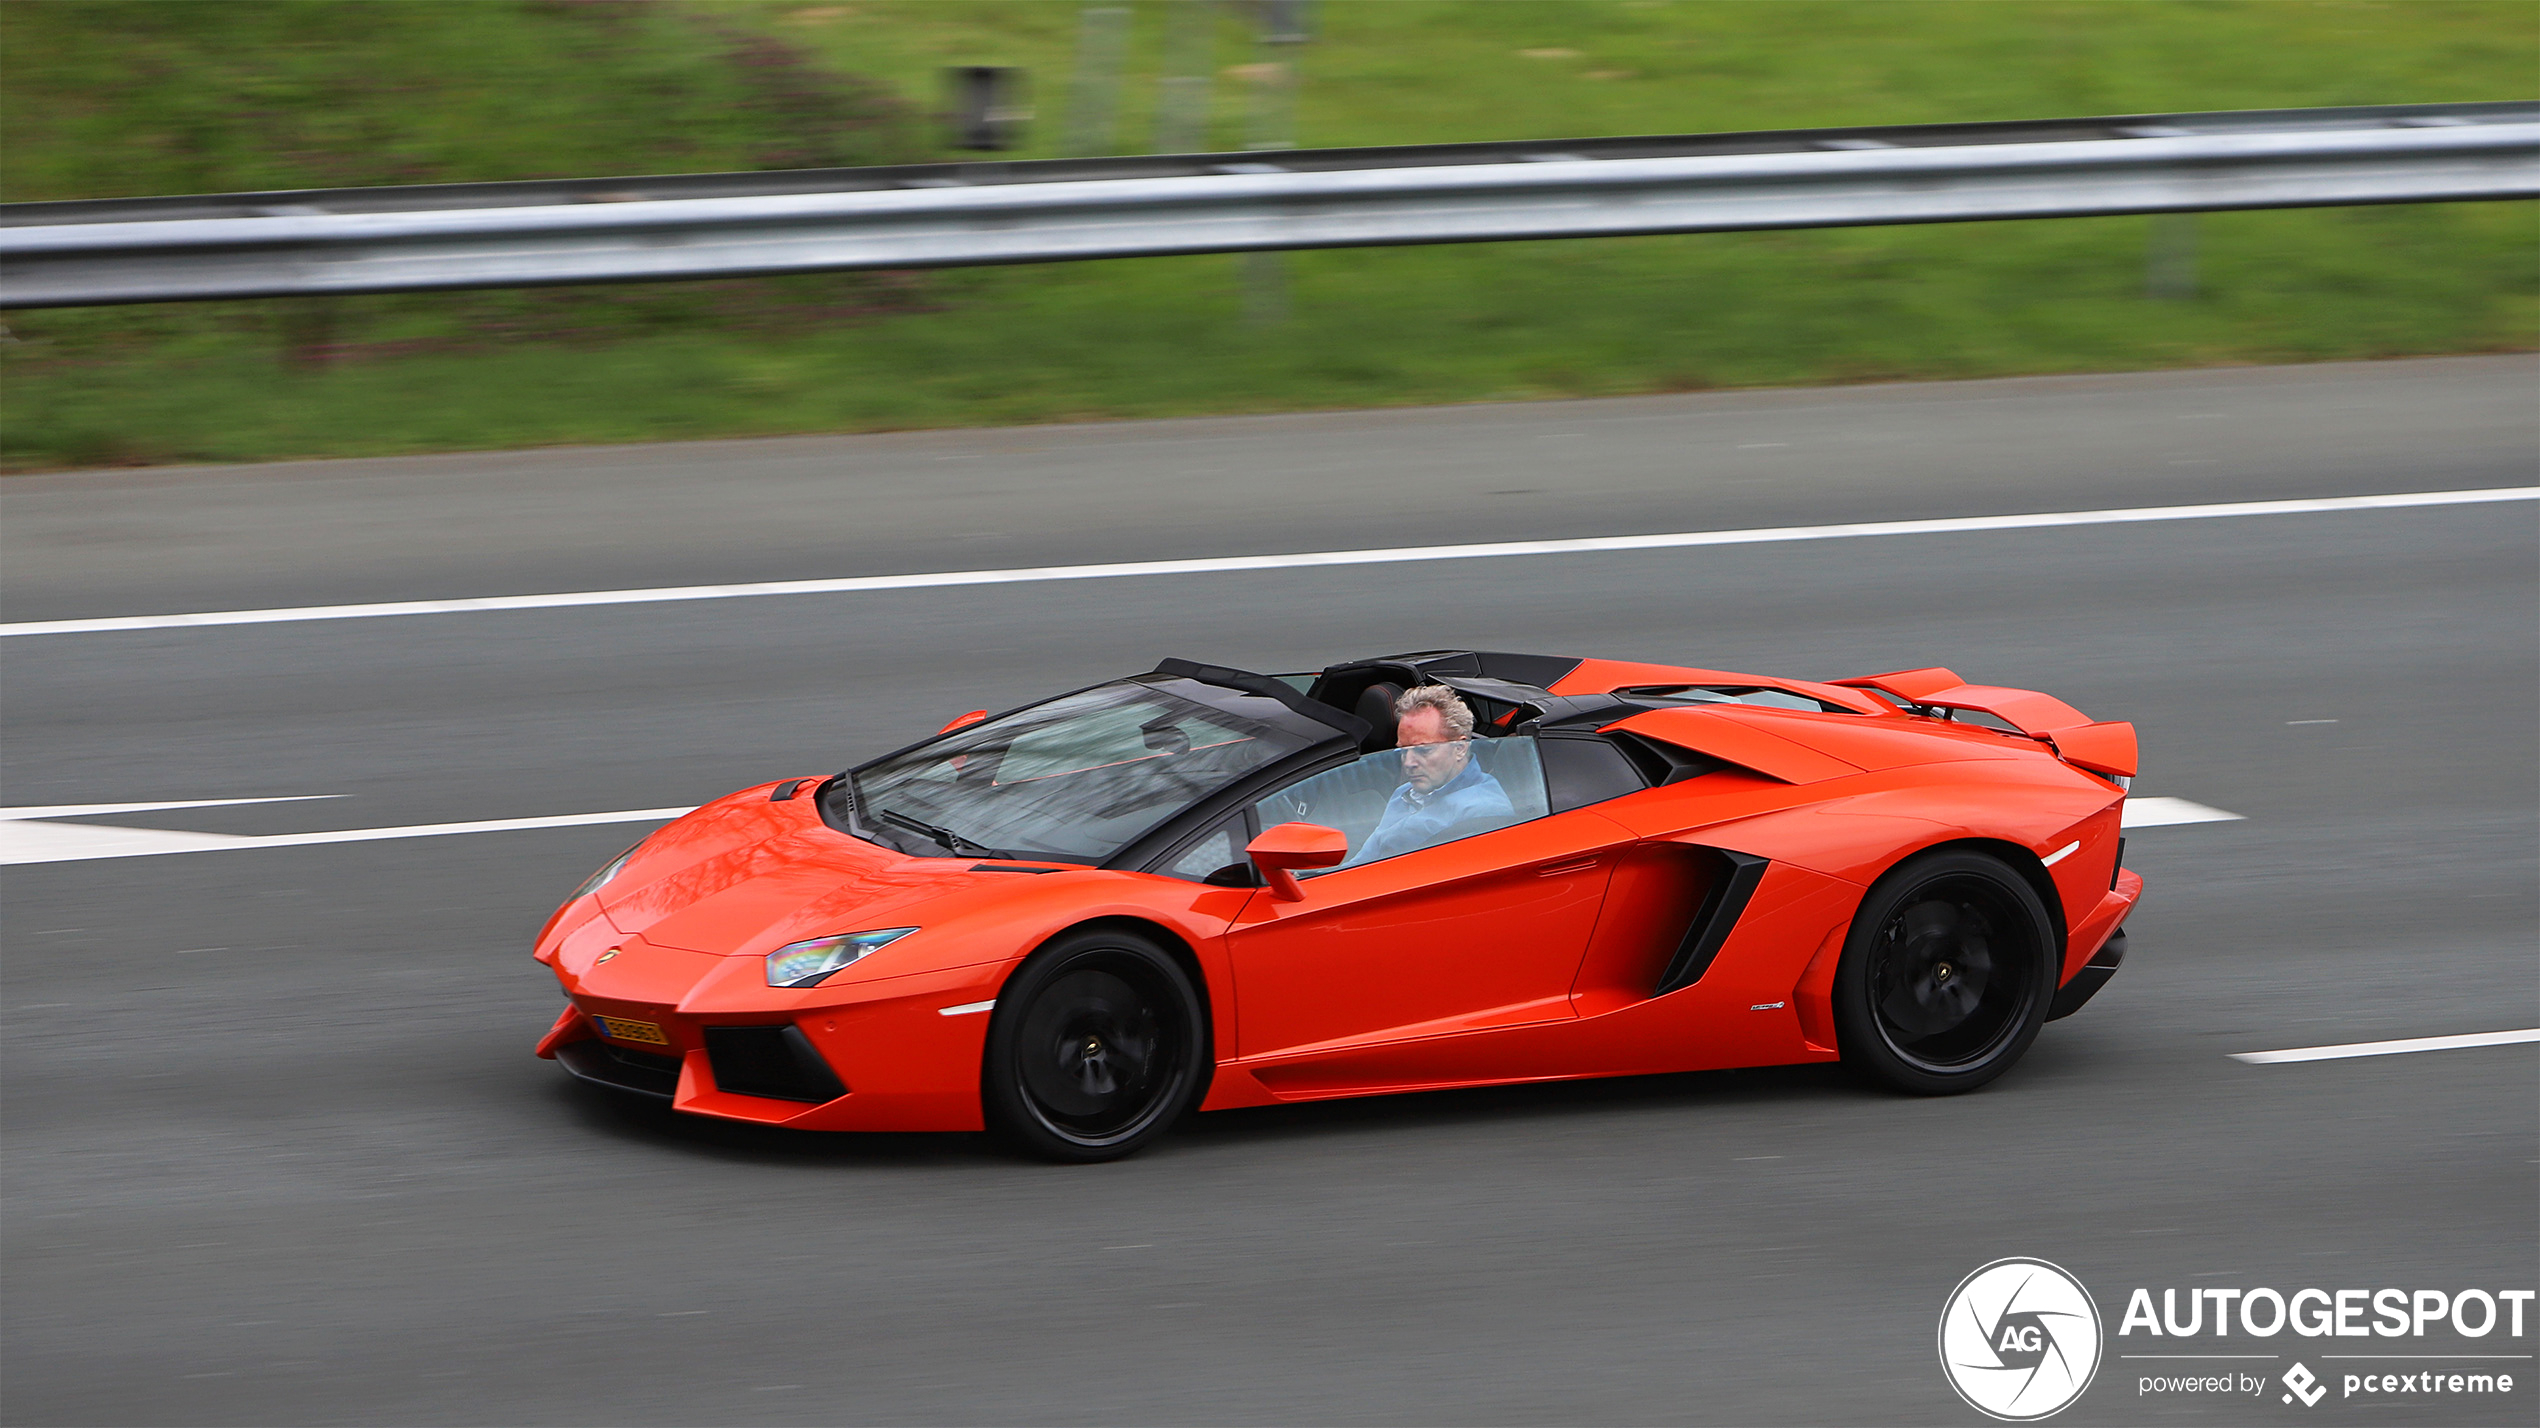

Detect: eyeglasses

[1399,738,1467,760]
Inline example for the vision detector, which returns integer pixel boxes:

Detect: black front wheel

[982,928,1207,1162]
[1834,850,2057,1095]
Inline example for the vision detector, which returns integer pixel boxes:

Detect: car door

[1224,734,1633,1061]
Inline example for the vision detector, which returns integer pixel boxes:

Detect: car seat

[1352,681,1404,751]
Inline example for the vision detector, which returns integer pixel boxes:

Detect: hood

[591,784,1070,961]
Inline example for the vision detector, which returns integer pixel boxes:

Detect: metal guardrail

[3,103,2532,307]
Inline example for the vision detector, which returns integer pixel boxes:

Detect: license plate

[593,1015,668,1045]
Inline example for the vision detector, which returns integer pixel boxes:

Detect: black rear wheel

[1834,850,2056,1094]
[983,928,1206,1162]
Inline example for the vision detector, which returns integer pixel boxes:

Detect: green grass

[3,1,2534,470]
[0,0,923,196]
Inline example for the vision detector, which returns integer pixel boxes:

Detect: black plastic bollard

[945,66,1026,152]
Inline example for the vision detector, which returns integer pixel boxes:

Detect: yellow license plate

[594,1015,668,1045]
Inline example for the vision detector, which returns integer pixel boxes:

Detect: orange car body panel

[1224,808,1633,1062]
[534,656,2141,1132]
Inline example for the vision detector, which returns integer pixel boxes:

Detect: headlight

[765,928,917,988]
[569,845,638,901]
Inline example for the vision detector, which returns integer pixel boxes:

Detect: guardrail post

[1154,0,1218,154]
[946,65,1026,152]
[2146,212,2200,299]
[1240,1,1311,326]
[1062,6,1132,158]
[278,297,337,371]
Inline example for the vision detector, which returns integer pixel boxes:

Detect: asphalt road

[3,357,2534,1427]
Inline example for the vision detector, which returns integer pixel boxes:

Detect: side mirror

[938,710,990,735]
[1248,822,1347,901]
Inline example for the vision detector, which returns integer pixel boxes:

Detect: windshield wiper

[875,808,1006,858]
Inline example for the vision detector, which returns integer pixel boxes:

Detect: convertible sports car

[533,651,2141,1161]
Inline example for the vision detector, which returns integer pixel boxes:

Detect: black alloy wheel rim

[1014,957,1191,1146]
[1867,873,2040,1070]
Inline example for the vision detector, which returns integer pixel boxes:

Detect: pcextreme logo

[2282,1362,2327,1407]
[1938,1258,2104,1421]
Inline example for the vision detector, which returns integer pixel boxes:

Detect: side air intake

[704,1025,847,1103]
[1653,849,1770,996]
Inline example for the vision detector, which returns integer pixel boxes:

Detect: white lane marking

[5,486,2530,638]
[937,1000,997,1017]
[0,796,340,820]
[2231,1028,2540,1065]
[2041,840,2081,866]
[1,806,696,865]
[0,821,267,863]
[2122,797,2242,828]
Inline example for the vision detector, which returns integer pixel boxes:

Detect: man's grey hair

[1394,684,1475,740]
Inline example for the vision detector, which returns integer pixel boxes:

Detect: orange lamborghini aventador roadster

[534,652,2140,1161]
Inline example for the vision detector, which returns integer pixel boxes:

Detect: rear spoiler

[1835,668,2137,779]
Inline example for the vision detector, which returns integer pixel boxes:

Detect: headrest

[1352,682,1403,751]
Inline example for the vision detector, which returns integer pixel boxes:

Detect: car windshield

[851,682,1316,863]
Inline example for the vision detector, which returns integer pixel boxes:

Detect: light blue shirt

[1352,757,1514,864]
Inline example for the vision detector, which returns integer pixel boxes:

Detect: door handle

[1536,857,1602,877]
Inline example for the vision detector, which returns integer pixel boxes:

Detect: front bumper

[535,950,1007,1131]
[554,1038,681,1098]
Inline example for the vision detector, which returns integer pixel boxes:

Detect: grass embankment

[2,0,2533,470]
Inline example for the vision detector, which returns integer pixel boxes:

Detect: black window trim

[1149,657,1371,745]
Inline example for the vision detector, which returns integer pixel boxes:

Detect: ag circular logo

[1938,1258,2103,1421]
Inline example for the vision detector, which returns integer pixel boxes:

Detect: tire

[982,927,1208,1163]
[1833,849,2057,1095]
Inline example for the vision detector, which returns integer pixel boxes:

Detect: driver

[1351,685,1513,864]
